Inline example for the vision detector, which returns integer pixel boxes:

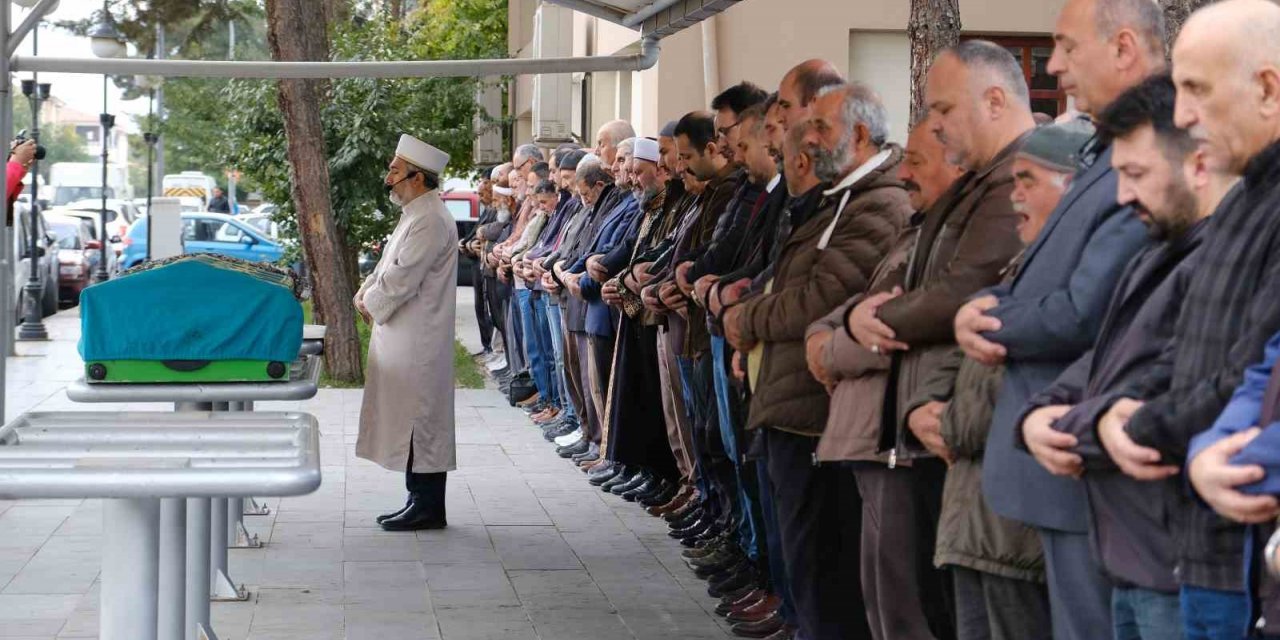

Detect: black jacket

[686,173,765,282]
[1024,217,1209,593]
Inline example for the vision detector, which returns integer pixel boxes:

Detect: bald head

[1173,0,1280,173]
[777,59,845,130]
[595,120,637,169]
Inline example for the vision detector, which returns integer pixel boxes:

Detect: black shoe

[557,439,590,459]
[622,477,661,502]
[668,507,703,530]
[601,468,638,493]
[572,443,600,463]
[640,482,678,508]
[708,567,758,599]
[587,463,621,486]
[544,422,578,442]
[665,501,701,523]
[611,471,652,496]
[380,500,447,532]
[683,537,728,560]
[689,547,742,571]
[375,496,414,524]
[669,518,711,540]
[731,612,785,638]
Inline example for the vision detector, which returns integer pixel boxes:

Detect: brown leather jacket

[808,132,1027,462]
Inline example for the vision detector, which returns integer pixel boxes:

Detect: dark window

[962,35,1068,118]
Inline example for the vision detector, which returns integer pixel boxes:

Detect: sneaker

[554,429,583,447]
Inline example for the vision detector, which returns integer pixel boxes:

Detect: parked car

[44,214,96,306]
[12,203,60,319]
[45,208,119,276]
[443,190,480,286]
[121,212,287,271]
[65,199,139,259]
[358,190,481,286]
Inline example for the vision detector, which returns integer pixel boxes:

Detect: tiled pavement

[0,290,734,639]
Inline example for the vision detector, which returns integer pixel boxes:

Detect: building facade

[505,0,1067,150]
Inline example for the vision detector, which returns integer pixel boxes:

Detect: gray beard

[497,207,512,223]
[389,190,404,207]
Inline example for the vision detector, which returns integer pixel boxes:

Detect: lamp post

[87,3,123,284]
[17,76,48,340]
[136,72,161,263]
[144,128,156,261]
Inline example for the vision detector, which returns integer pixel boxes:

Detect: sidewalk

[0,290,734,639]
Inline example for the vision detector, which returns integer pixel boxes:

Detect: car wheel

[41,277,58,317]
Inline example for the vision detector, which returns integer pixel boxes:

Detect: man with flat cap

[356,134,458,531]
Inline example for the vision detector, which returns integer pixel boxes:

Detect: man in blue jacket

[952,0,1165,636]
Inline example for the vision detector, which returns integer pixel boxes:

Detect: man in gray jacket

[952,0,1165,637]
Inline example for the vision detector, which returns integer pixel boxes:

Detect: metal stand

[228,400,262,549]
[102,498,160,640]
[242,497,271,516]
[158,497,187,640]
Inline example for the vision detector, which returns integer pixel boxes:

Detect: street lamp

[17,77,49,340]
[88,3,123,283]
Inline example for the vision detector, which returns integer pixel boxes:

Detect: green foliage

[219,0,508,260]
[11,98,93,182]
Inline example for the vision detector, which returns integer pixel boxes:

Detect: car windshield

[184,218,251,243]
[49,222,80,249]
[243,216,272,236]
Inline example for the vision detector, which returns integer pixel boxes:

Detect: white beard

[497,207,512,223]
[389,190,404,207]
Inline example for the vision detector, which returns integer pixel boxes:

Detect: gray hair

[1096,0,1167,59]
[616,137,636,155]
[575,157,613,186]
[598,120,637,148]
[514,143,543,166]
[948,39,1030,104]
[818,81,890,148]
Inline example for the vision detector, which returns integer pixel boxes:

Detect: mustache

[903,180,921,194]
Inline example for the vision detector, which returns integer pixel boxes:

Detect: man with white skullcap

[356,134,458,531]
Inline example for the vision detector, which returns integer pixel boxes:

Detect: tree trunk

[1162,0,1216,54]
[908,0,962,127]
[265,0,364,384]
[389,0,405,21]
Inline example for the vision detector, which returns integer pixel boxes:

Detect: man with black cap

[357,134,457,531]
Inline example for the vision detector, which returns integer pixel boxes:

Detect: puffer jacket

[906,348,1045,583]
[807,133,1025,463]
[734,145,909,435]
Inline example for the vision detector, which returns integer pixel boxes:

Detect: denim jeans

[1181,586,1248,640]
[1113,587,1183,640]
[516,289,552,404]
[711,335,760,559]
[529,294,560,408]
[544,300,574,421]
[677,356,712,511]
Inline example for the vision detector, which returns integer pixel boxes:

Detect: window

[444,199,473,222]
[185,219,247,243]
[49,222,82,249]
[963,35,1068,117]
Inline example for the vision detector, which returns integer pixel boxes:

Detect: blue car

[121,212,286,271]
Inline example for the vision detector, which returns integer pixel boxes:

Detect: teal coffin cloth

[79,259,303,363]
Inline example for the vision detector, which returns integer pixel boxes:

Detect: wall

[848,31,911,144]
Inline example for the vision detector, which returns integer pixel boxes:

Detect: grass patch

[302,301,483,389]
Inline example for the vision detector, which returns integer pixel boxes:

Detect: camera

[13,130,46,161]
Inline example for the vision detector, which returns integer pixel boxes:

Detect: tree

[1162,0,1217,53]
[907,0,961,125]
[265,0,364,384]
[10,98,92,182]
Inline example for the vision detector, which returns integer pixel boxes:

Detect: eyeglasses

[716,121,747,139]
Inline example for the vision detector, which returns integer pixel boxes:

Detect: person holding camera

[6,139,36,225]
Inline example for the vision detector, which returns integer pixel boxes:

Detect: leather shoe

[728,594,781,624]
[664,500,701,523]
[610,470,651,495]
[375,496,413,524]
[380,500,446,532]
[694,554,746,580]
[557,439,590,458]
[621,477,662,502]
[572,445,600,463]
[587,462,620,485]
[667,506,703,530]
[544,422,577,442]
[759,626,796,640]
[731,612,784,638]
[601,468,637,492]
[669,517,711,540]
[715,588,765,616]
[683,537,728,560]
[647,489,690,516]
[689,547,741,571]
[708,567,757,598]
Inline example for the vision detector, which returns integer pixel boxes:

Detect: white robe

[356,190,458,474]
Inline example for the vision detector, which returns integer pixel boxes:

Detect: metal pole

[94,75,110,283]
[145,91,155,262]
[158,497,187,640]
[101,498,161,640]
[1,1,15,369]
[154,24,165,190]
[184,497,211,640]
[18,21,46,341]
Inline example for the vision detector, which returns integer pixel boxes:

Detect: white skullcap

[633,138,659,163]
[396,134,450,175]
[489,166,506,180]
[493,185,514,196]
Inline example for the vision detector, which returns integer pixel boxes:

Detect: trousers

[1040,527,1114,640]
[1180,586,1248,640]
[766,429,870,640]
[405,442,447,516]
[658,326,696,488]
[952,566,1050,640]
[472,263,493,351]
[1113,587,1183,640]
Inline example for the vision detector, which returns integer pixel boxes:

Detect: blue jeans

[516,289,552,405]
[1114,587,1184,640]
[711,335,760,559]
[544,300,574,421]
[529,293,559,408]
[1181,586,1248,640]
[677,356,711,509]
